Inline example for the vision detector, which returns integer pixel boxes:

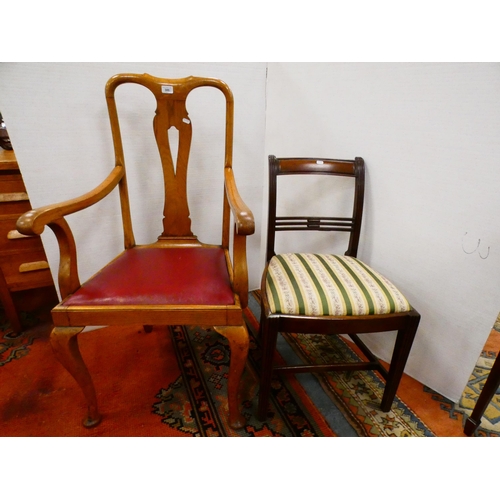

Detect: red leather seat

[63,247,235,307]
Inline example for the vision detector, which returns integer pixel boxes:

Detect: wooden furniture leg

[50,326,102,428]
[464,352,500,436]
[257,314,279,421]
[214,325,250,429]
[380,313,420,411]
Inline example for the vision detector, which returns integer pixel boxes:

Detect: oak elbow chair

[257,155,420,420]
[16,74,255,429]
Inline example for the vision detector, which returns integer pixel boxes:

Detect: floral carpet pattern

[245,291,434,436]
[152,324,335,436]
[444,323,500,437]
[0,311,40,367]
[281,331,435,436]
[3,294,495,437]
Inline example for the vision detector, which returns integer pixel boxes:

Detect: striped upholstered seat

[265,253,411,316]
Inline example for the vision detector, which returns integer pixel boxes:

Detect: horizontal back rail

[266,155,365,260]
[275,216,355,232]
[276,158,357,176]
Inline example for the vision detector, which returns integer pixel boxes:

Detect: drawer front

[0,200,33,216]
[0,215,44,253]
[0,174,27,193]
[0,249,54,292]
[0,150,18,170]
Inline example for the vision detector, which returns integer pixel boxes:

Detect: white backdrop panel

[264,62,500,402]
[0,62,267,293]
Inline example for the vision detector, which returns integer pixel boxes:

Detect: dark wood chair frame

[257,155,421,420]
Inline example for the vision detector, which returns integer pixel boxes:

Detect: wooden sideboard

[0,148,58,332]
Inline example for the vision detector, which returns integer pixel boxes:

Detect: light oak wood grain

[16,74,255,430]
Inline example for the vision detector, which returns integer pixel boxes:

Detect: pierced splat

[167,127,179,176]
[154,97,195,239]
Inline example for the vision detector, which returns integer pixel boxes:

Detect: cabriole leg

[214,325,250,429]
[50,326,102,428]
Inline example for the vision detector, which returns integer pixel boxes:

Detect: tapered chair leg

[257,315,279,420]
[380,312,420,412]
[214,324,250,429]
[464,352,500,436]
[50,326,102,428]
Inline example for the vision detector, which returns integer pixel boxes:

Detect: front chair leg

[380,312,420,412]
[50,326,102,428]
[214,325,250,430]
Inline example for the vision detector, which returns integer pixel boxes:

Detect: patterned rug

[152,323,334,436]
[280,333,434,436]
[0,295,438,437]
[432,322,500,437]
[247,292,434,436]
[0,304,334,437]
[0,310,42,367]
[458,355,500,436]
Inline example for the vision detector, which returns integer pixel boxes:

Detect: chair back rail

[266,155,365,261]
[105,74,235,247]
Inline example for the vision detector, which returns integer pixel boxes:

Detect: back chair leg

[380,312,420,412]
[257,317,279,420]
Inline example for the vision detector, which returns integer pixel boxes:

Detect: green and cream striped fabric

[265,253,411,316]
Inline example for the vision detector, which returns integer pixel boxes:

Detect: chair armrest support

[16,165,124,236]
[232,231,249,309]
[47,217,81,298]
[224,167,255,236]
[223,167,254,309]
[16,165,123,299]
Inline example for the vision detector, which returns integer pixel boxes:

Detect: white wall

[0,62,267,291]
[2,62,499,403]
[265,62,500,402]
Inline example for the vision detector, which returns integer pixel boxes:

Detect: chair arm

[16,165,124,236]
[16,165,124,299]
[224,167,255,236]
[223,167,254,309]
